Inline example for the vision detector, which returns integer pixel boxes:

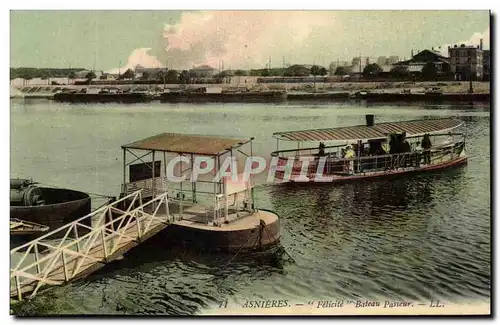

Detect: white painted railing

[10,189,170,301]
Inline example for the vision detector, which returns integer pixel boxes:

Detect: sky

[10,10,490,72]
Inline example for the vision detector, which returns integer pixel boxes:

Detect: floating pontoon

[119,133,280,251]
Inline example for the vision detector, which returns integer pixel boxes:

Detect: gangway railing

[10,189,170,301]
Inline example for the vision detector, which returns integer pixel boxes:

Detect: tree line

[13,63,449,84]
[11,64,331,82]
[10,68,86,80]
[334,62,448,80]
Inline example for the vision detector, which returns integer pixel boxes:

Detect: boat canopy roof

[273,118,464,142]
[122,133,252,156]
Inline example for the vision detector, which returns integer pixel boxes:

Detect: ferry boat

[115,133,281,252]
[271,115,467,183]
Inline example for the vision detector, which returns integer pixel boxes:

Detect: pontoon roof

[273,118,464,142]
[122,133,252,156]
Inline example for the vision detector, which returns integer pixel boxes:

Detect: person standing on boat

[401,133,412,167]
[421,134,432,164]
[414,141,423,166]
[344,145,355,174]
[382,141,390,154]
[316,142,327,174]
[318,142,326,157]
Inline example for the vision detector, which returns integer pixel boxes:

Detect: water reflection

[268,168,467,241]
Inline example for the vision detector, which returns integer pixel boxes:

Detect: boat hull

[159,91,287,103]
[53,92,154,103]
[350,92,490,103]
[109,200,280,253]
[163,209,280,252]
[10,187,92,238]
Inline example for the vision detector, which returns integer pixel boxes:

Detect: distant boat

[53,88,155,103]
[424,87,444,95]
[159,87,287,103]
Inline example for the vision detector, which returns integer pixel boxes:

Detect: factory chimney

[480,39,483,50]
[366,114,375,127]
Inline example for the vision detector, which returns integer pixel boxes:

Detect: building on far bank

[284,64,313,76]
[189,65,216,77]
[329,60,349,75]
[387,55,400,64]
[351,63,393,78]
[448,40,484,81]
[483,49,490,81]
[377,56,387,66]
[134,67,165,79]
[395,49,450,77]
[99,73,119,80]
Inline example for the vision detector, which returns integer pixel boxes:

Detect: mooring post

[61,252,69,282]
[101,229,108,261]
[180,153,184,216]
[166,196,170,221]
[73,226,80,253]
[123,148,126,194]
[136,211,142,240]
[34,244,41,274]
[191,153,196,203]
[251,141,254,208]
[15,275,22,301]
[152,150,156,211]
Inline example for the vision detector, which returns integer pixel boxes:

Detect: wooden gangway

[10,190,172,301]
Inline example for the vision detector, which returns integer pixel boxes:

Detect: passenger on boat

[317,142,326,156]
[382,142,390,154]
[413,141,423,166]
[421,134,432,164]
[341,144,353,158]
[345,146,355,158]
[315,142,327,173]
[401,134,412,167]
[344,145,355,174]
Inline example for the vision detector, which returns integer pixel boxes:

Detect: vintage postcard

[8,9,491,316]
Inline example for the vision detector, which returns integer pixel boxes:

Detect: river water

[10,99,490,315]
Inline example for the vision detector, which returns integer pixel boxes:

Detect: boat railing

[124,177,252,226]
[272,132,465,159]
[271,143,346,158]
[275,141,464,176]
[10,190,170,300]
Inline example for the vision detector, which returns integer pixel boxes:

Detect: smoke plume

[109,11,337,73]
[438,27,490,55]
